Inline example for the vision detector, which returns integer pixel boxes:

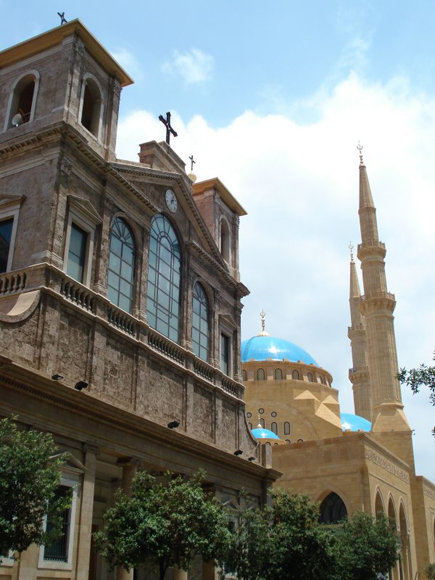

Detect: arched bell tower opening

[6,71,40,130]
[80,77,103,139]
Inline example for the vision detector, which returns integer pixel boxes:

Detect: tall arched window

[220,218,230,263]
[192,283,209,361]
[292,370,299,380]
[275,368,283,380]
[307,372,314,382]
[284,421,291,435]
[108,218,135,313]
[271,422,278,435]
[257,368,265,381]
[80,77,102,138]
[147,214,181,342]
[319,493,347,524]
[260,418,265,428]
[242,370,247,382]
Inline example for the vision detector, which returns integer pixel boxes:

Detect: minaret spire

[348,244,371,420]
[355,146,410,436]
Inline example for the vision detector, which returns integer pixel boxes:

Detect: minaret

[356,145,410,435]
[348,244,371,421]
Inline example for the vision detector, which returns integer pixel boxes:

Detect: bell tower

[0,19,133,160]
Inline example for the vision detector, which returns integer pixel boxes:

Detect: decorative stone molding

[365,449,409,483]
[423,485,435,501]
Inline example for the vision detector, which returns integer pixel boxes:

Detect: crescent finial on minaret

[357,141,364,165]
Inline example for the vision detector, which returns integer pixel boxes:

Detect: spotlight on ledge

[168,420,180,429]
[74,381,88,391]
[234,450,243,456]
[52,374,64,381]
[248,456,256,462]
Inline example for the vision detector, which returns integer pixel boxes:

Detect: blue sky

[2,1,435,479]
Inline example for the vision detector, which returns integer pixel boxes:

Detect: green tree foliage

[0,417,69,557]
[333,512,400,580]
[398,353,435,406]
[94,470,231,580]
[426,563,435,580]
[398,352,435,435]
[224,490,337,580]
[223,492,399,580]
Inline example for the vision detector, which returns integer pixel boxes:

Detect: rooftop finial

[349,242,354,262]
[357,141,364,165]
[258,310,270,336]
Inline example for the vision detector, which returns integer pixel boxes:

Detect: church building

[0,20,280,580]
[243,152,435,579]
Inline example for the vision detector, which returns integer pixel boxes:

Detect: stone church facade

[243,158,435,579]
[0,20,279,580]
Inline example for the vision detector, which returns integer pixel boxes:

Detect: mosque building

[243,155,435,579]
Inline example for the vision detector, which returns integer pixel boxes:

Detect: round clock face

[165,189,178,213]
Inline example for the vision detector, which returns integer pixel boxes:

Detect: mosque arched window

[319,492,347,524]
[108,218,135,313]
[307,372,314,382]
[375,491,384,518]
[192,282,209,361]
[271,422,278,435]
[242,370,247,382]
[257,368,265,381]
[259,418,265,428]
[146,214,181,342]
[274,368,283,380]
[284,421,291,435]
[292,370,299,380]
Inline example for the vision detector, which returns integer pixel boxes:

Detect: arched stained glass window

[307,372,314,382]
[192,283,209,361]
[275,368,283,380]
[271,422,278,435]
[108,218,135,313]
[319,493,347,524]
[292,370,299,380]
[260,418,265,428]
[257,368,265,381]
[147,214,181,342]
[284,421,291,435]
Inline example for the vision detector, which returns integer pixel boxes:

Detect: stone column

[173,566,188,579]
[76,444,99,580]
[116,458,140,580]
[202,560,217,580]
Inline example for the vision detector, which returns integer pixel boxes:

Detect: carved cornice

[365,449,409,483]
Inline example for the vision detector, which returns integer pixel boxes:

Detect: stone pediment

[0,193,25,209]
[68,195,102,224]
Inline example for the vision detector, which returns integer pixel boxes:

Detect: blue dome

[251,427,280,440]
[242,335,318,366]
[341,413,371,432]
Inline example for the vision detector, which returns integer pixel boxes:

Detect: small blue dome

[251,427,280,440]
[341,413,371,432]
[242,335,318,366]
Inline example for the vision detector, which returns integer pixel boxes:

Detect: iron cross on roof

[189,155,196,171]
[159,111,178,145]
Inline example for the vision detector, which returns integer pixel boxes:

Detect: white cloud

[116,73,435,481]
[111,48,144,81]
[162,49,214,85]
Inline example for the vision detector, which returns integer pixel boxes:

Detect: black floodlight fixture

[234,450,243,456]
[52,374,64,381]
[74,381,88,391]
[168,420,180,429]
[248,456,256,462]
